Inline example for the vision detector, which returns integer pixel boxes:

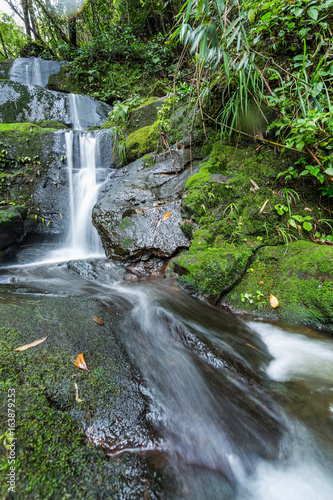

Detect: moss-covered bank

[223,241,333,329]
[170,141,333,329]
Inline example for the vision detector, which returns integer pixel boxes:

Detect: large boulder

[93,148,193,260]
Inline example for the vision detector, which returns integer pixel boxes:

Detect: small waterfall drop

[9,57,66,87]
[64,130,105,258]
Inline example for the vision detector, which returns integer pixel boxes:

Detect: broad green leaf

[303,221,313,231]
[289,218,298,228]
[308,8,319,20]
[324,167,333,175]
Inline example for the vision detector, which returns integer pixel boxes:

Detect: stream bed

[1,251,333,499]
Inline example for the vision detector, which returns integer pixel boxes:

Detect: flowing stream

[1,58,333,498]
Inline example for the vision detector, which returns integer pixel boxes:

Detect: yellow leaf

[270,294,279,308]
[14,336,48,351]
[245,343,257,350]
[92,316,103,326]
[75,353,90,373]
[59,213,62,219]
[161,211,171,221]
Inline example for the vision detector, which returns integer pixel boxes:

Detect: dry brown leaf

[14,336,48,351]
[161,211,171,221]
[270,294,279,308]
[259,199,269,214]
[74,382,83,403]
[250,179,260,190]
[59,213,62,219]
[304,207,313,211]
[75,353,91,373]
[92,316,103,326]
[258,281,264,285]
[134,209,143,215]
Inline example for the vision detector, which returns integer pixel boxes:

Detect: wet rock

[0,81,111,128]
[93,148,194,261]
[10,57,65,88]
[0,205,27,249]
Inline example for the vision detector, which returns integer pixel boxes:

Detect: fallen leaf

[59,213,62,219]
[250,179,260,190]
[245,343,257,349]
[75,353,91,373]
[161,211,171,221]
[259,199,269,214]
[14,336,48,351]
[304,207,313,211]
[134,209,143,215]
[92,316,103,326]
[74,382,83,403]
[258,281,264,285]
[270,294,279,308]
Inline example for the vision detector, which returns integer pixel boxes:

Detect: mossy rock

[149,81,170,97]
[20,41,54,59]
[223,241,333,329]
[47,65,83,94]
[36,120,69,130]
[112,124,159,168]
[0,59,14,80]
[171,234,254,301]
[126,97,164,135]
[0,296,162,498]
[0,205,27,249]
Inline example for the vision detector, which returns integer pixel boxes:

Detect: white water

[9,57,66,87]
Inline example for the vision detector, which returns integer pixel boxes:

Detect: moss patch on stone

[47,65,83,94]
[223,241,333,328]
[124,125,159,165]
[37,120,69,130]
[0,296,161,498]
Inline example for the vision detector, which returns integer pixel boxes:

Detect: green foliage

[0,11,26,59]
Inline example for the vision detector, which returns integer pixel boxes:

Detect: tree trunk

[21,0,32,38]
[28,0,42,41]
[68,19,77,48]
[34,0,70,45]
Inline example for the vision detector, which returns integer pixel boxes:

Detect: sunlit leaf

[161,212,171,221]
[270,294,279,308]
[75,353,90,373]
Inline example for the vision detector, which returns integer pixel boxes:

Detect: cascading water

[9,57,66,87]
[63,130,106,259]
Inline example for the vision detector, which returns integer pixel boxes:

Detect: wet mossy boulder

[223,241,333,329]
[0,295,161,498]
[170,232,254,302]
[0,59,14,80]
[37,120,69,130]
[47,65,83,94]
[20,41,54,59]
[0,205,27,249]
[126,97,164,134]
[110,124,159,168]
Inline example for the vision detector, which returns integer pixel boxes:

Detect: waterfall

[9,57,66,87]
[64,130,105,258]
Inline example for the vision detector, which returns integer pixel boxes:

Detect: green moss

[37,120,69,130]
[0,297,161,498]
[47,65,83,94]
[172,241,254,301]
[125,124,158,164]
[141,155,155,167]
[224,241,333,328]
[133,96,160,111]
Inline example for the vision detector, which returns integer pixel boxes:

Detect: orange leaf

[270,294,279,308]
[134,209,143,215]
[75,353,90,373]
[92,316,103,326]
[14,336,48,351]
[258,281,264,285]
[161,211,171,221]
